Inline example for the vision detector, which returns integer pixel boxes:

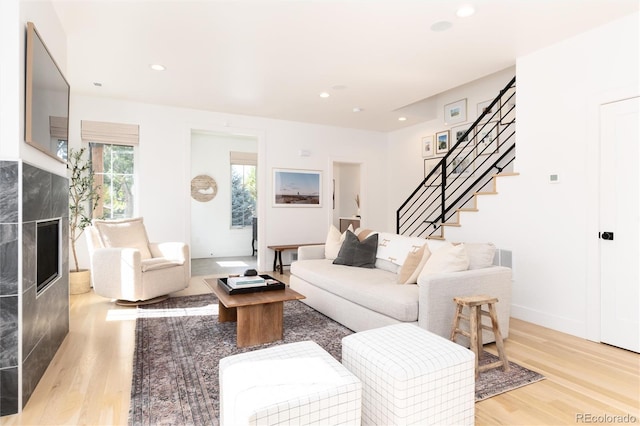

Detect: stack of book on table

[218,274,286,295]
[227,276,266,289]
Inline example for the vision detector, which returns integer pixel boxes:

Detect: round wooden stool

[450,295,510,378]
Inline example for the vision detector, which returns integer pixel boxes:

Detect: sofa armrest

[297,245,326,260]
[417,266,512,340]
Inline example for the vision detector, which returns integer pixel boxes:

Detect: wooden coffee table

[204,278,305,348]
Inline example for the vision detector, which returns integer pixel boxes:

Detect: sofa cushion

[397,243,431,284]
[291,259,419,322]
[376,232,429,267]
[421,242,469,275]
[333,231,378,268]
[93,217,152,260]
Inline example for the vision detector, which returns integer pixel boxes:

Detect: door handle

[600,232,614,241]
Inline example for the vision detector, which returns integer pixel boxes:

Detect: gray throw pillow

[333,230,378,268]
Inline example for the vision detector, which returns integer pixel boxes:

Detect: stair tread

[426,235,445,240]
[442,222,461,227]
[492,172,520,177]
[457,208,479,212]
[474,191,498,195]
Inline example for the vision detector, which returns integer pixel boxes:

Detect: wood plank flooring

[2,271,638,425]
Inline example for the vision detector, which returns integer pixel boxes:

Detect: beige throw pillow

[355,228,375,241]
[325,225,349,260]
[397,244,431,284]
[463,243,497,269]
[420,242,469,275]
[93,217,153,259]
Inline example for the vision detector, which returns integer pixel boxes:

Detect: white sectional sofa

[289,230,512,343]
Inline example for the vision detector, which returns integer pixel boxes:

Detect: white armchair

[85,217,190,305]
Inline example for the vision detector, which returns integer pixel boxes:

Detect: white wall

[0,0,20,159]
[70,95,388,272]
[415,12,640,339]
[190,131,257,258]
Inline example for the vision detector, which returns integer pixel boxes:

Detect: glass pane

[89,142,135,219]
[230,164,256,227]
[112,146,134,174]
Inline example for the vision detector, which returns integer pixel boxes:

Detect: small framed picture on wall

[422,135,434,157]
[435,130,449,154]
[477,99,496,123]
[451,124,472,150]
[444,99,467,125]
[476,122,499,156]
[424,158,442,187]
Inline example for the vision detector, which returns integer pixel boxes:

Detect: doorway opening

[333,161,363,231]
[190,130,258,276]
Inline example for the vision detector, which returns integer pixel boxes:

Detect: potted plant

[68,147,101,294]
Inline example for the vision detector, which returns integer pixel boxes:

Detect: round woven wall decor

[191,175,218,202]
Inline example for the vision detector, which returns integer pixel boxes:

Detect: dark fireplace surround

[0,161,69,416]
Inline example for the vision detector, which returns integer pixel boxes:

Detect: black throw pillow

[333,230,378,268]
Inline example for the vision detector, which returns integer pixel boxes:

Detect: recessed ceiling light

[430,21,453,32]
[93,82,102,87]
[353,107,363,113]
[319,92,330,98]
[456,5,475,18]
[150,64,166,71]
[398,117,407,121]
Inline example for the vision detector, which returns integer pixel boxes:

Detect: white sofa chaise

[289,231,512,343]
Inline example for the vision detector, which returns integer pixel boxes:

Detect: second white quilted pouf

[219,341,362,426]
[341,323,475,426]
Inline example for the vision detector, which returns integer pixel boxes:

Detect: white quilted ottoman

[219,341,362,425]
[341,323,475,426]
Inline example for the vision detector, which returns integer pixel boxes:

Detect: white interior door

[599,96,640,353]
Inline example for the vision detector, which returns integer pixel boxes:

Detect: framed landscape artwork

[422,135,434,157]
[273,168,322,207]
[444,99,467,125]
[436,130,449,154]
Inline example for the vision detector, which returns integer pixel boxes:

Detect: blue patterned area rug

[128,294,544,425]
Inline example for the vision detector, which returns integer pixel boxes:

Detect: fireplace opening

[36,218,61,294]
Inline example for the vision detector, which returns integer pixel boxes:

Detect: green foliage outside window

[90,143,135,219]
[231,164,256,227]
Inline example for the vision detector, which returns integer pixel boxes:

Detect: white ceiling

[51,0,638,132]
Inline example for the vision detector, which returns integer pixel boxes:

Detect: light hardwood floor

[2,272,638,426]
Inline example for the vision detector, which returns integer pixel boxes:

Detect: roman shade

[230,151,257,166]
[81,120,139,145]
[49,116,68,139]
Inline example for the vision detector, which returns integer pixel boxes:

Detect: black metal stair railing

[397,77,516,238]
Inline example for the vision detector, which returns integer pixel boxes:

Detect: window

[230,151,257,228]
[90,143,136,219]
[81,120,139,220]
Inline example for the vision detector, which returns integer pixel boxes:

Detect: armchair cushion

[93,217,152,259]
[141,258,183,272]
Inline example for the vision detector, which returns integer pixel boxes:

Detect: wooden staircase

[428,172,519,240]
